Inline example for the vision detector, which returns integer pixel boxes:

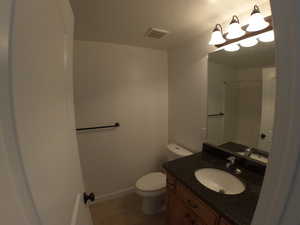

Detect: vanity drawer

[178,183,219,225]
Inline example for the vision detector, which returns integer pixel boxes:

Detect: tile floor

[90,193,166,225]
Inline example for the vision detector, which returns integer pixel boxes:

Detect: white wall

[207,62,237,145]
[74,41,168,198]
[207,65,264,148]
[234,68,262,147]
[11,1,91,225]
[252,1,300,224]
[0,1,39,224]
[258,67,276,151]
[168,36,209,151]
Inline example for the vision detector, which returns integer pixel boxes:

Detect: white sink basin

[194,168,245,195]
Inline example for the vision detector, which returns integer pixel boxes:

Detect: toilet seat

[136,172,166,192]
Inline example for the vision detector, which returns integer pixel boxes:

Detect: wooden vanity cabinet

[167,173,234,225]
[219,218,233,225]
[167,192,205,225]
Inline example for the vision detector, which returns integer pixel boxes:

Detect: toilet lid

[136,172,166,192]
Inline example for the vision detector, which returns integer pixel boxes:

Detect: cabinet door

[167,192,207,225]
[167,192,184,225]
[220,218,233,225]
[167,192,187,225]
[186,211,207,225]
[178,183,218,225]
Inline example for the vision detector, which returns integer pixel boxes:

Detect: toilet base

[141,194,165,215]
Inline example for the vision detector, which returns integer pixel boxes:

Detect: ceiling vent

[145,28,169,39]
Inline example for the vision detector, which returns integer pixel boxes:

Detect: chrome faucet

[244,148,253,157]
[226,156,242,174]
[226,156,236,169]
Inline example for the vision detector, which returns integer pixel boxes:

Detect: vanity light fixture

[226,16,246,40]
[224,43,240,52]
[239,37,258,47]
[246,5,269,32]
[258,30,275,42]
[208,6,273,49]
[209,24,226,45]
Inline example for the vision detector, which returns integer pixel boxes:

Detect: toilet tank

[166,143,193,161]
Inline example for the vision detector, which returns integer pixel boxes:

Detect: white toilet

[135,143,193,215]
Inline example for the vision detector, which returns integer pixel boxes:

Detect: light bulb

[240,37,258,47]
[226,16,246,40]
[258,30,275,42]
[224,43,240,52]
[247,5,269,32]
[209,24,226,45]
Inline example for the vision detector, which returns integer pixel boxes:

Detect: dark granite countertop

[163,149,264,225]
[218,142,269,158]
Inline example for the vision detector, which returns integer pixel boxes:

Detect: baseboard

[71,193,94,225]
[90,186,135,204]
[70,193,82,225]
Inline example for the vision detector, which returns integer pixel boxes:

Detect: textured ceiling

[70,0,271,50]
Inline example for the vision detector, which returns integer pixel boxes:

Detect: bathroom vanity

[167,173,229,225]
[164,30,275,225]
[164,144,265,225]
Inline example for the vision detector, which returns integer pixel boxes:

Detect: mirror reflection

[207,42,276,163]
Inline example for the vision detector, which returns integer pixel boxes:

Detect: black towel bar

[76,122,120,131]
[208,113,224,117]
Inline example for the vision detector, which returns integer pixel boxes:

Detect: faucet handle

[244,148,253,157]
[227,156,236,163]
[226,156,236,169]
[245,148,252,153]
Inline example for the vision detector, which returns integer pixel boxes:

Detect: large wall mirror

[207,42,276,163]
